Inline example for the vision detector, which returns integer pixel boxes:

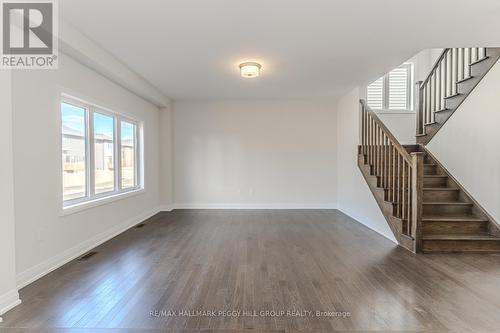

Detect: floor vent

[77,251,98,261]
[135,223,146,228]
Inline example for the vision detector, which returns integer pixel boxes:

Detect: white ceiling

[61,0,500,100]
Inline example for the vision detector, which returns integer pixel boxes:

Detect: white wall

[427,60,500,225]
[159,106,175,209]
[0,71,21,317]
[11,54,162,287]
[336,87,397,242]
[173,100,337,208]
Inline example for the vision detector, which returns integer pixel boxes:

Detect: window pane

[61,103,86,201]
[94,112,115,194]
[389,65,410,110]
[121,121,136,189]
[367,77,384,109]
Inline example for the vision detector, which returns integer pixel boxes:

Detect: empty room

[2,0,500,332]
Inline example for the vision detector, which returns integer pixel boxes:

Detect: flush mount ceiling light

[239,62,262,78]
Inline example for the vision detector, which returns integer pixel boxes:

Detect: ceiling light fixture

[239,62,261,78]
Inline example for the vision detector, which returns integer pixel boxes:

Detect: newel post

[411,152,424,252]
[415,81,424,136]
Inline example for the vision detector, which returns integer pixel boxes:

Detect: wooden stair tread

[423,234,499,241]
[422,216,488,222]
[423,187,459,191]
[423,202,472,205]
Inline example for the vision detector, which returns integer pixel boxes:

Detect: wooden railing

[360,100,424,249]
[416,48,487,135]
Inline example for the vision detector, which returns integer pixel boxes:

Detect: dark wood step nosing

[456,76,475,84]
[423,187,459,191]
[444,93,461,100]
[422,217,488,222]
[423,202,473,206]
[469,56,490,66]
[433,108,449,113]
[423,234,499,241]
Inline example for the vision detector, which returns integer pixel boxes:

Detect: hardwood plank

[1,210,500,332]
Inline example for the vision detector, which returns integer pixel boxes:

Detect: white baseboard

[16,206,163,289]
[0,289,21,317]
[170,203,337,210]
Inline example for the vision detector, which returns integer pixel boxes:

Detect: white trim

[170,203,338,210]
[374,110,416,114]
[60,188,145,216]
[0,289,21,317]
[60,93,144,210]
[17,206,162,289]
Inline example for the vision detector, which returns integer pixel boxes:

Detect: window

[120,121,137,189]
[367,63,413,111]
[61,95,142,208]
[61,103,87,201]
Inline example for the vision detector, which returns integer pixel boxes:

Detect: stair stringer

[357,149,416,252]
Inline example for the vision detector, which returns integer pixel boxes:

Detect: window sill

[60,188,145,217]
[374,109,416,115]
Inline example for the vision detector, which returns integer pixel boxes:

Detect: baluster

[420,83,427,125]
[407,164,412,235]
[458,48,464,81]
[436,64,441,111]
[371,118,376,172]
[452,48,458,95]
[360,105,365,154]
[411,152,424,251]
[440,60,446,109]
[370,117,374,167]
[446,49,453,97]
[430,73,435,114]
[368,116,371,166]
[362,108,366,155]
[387,140,392,200]
[472,48,477,63]
[382,134,386,189]
[392,146,396,202]
[426,83,431,123]
[376,126,380,177]
[397,154,401,217]
[465,48,471,78]
[368,115,371,165]
[402,159,406,225]
[479,47,486,60]
[379,127,382,178]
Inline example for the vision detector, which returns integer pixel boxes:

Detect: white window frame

[60,94,143,214]
[367,63,414,113]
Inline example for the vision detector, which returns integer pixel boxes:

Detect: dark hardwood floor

[2,209,500,332]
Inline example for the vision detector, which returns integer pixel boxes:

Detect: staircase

[416,47,500,144]
[358,70,500,252]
